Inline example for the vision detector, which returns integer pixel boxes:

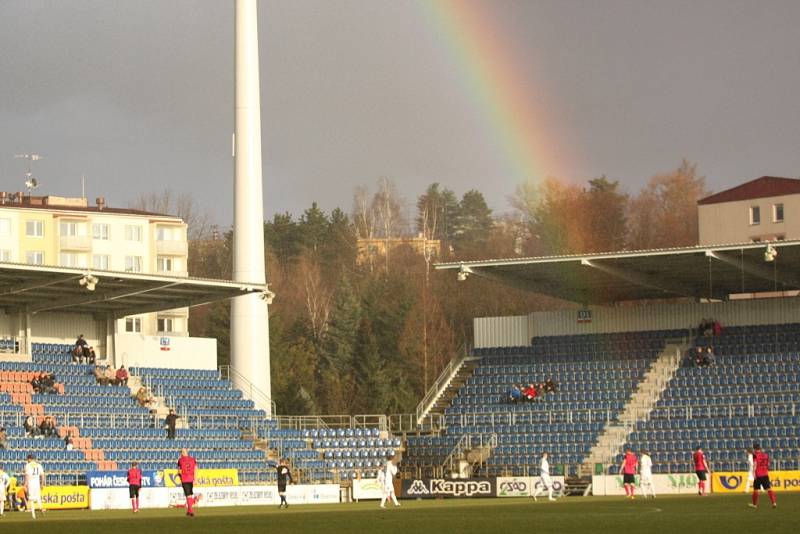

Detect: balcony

[59,235,92,251]
[156,240,188,256]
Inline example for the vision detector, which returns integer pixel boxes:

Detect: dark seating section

[406,330,682,476]
[621,323,800,473]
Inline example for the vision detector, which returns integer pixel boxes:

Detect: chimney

[96,197,105,210]
[0,192,7,205]
[16,191,25,204]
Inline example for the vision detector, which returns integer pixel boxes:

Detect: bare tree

[371,177,406,273]
[130,189,214,241]
[297,255,333,341]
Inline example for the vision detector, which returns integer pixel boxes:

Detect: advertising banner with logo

[41,485,90,509]
[496,476,566,497]
[166,484,337,508]
[90,488,170,510]
[353,478,385,500]
[592,473,700,495]
[713,471,800,493]
[161,468,239,488]
[402,478,495,499]
[86,470,164,489]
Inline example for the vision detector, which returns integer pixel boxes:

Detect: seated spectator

[39,416,55,438]
[38,372,57,394]
[507,384,522,404]
[544,378,557,393]
[693,347,705,367]
[712,320,722,337]
[24,415,37,437]
[85,345,96,365]
[30,374,42,394]
[74,334,89,362]
[104,365,117,386]
[115,365,129,387]
[135,386,155,408]
[64,432,74,450]
[94,365,108,385]
[522,383,537,402]
[703,346,715,367]
[0,426,8,449]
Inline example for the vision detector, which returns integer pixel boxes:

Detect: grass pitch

[0,494,796,533]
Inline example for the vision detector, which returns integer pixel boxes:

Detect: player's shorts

[129,485,140,499]
[27,485,41,501]
[754,476,771,490]
[640,474,653,485]
[623,474,636,484]
[695,470,707,481]
[182,482,194,497]
[278,483,287,494]
[540,475,552,488]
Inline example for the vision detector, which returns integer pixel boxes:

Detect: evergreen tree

[353,316,388,413]
[453,189,493,251]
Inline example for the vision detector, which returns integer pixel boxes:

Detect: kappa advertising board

[592,473,701,496]
[353,478,385,500]
[402,478,495,499]
[40,485,90,510]
[713,471,800,493]
[161,468,239,488]
[86,470,164,488]
[496,476,566,497]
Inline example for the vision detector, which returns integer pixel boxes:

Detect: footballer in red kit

[618,447,638,499]
[748,443,777,509]
[693,447,710,496]
[127,461,142,513]
[178,448,199,516]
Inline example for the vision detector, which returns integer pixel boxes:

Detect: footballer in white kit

[744,448,755,493]
[0,465,10,516]
[639,450,656,498]
[24,454,46,518]
[533,452,555,501]
[379,454,400,508]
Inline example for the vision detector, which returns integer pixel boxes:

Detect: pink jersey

[754,451,770,477]
[623,452,638,474]
[177,455,197,483]
[693,450,707,471]
[127,467,142,486]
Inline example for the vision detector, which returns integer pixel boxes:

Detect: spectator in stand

[116,366,129,387]
[74,334,89,363]
[165,409,179,440]
[704,347,715,366]
[507,384,522,404]
[63,432,73,450]
[693,347,706,367]
[94,365,108,385]
[135,387,155,408]
[712,320,722,337]
[85,346,96,365]
[544,378,557,394]
[39,373,57,394]
[30,374,41,394]
[104,365,116,386]
[0,427,8,450]
[522,383,537,402]
[535,382,545,398]
[23,415,37,437]
[39,416,56,438]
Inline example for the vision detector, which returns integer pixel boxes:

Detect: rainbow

[417,0,567,183]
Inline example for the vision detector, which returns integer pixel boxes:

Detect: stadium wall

[473,297,800,347]
[115,333,217,370]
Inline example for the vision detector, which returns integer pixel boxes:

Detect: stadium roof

[435,241,800,305]
[698,176,800,205]
[0,263,268,317]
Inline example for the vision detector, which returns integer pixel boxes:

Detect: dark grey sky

[2,0,799,228]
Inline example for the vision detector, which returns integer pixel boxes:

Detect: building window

[157,317,174,333]
[59,253,87,268]
[26,220,44,237]
[59,221,85,236]
[125,255,142,272]
[773,203,784,223]
[0,249,11,262]
[156,256,173,273]
[26,251,44,265]
[93,254,110,270]
[0,218,11,237]
[125,317,142,333]
[156,225,180,241]
[125,225,143,242]
[92,223,109,240]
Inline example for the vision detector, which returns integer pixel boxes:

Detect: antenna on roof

[14,153,42,195]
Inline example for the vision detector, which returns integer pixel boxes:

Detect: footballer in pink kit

[619,448,638,499]
[693,446,710,496]
[177,449,199,517]
[748,443,777,509]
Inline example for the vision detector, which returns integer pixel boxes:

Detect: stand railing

[441,433,497,476]
[415,352,477,426]
[218,364,277,416]
[389,412,445,434]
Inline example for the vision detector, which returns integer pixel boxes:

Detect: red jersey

[127,467,142,486]
[693,450,707,471]
[177,455,197,483]
[754,451,770,477]
[622,452,638,474]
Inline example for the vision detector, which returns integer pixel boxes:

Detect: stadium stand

[620,322,800,473]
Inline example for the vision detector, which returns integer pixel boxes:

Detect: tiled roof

[698,176,800,205]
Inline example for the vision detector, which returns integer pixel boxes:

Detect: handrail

[389,413,445,434]
[218,364,276,417]
[441,432,497,475]
[415,352,478,426]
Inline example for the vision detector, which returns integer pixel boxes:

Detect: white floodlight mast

[231,0,271,415]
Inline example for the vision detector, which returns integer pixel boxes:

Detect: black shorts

[754,476,771,490]
[182,482,194,497]
[278,483,287,494]
[623,474,636,484]
[695,470,707,481]
[129,485,140,499]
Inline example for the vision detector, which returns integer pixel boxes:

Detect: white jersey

[24,461,44,499]
[747,453,755,479]
[0,471,9,496]
[540,457,550,477]
[640,454,653,477]
[383,461,397,491]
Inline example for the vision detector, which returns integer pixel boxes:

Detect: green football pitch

[0,494,796,533]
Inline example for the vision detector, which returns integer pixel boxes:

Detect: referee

[276,458,293,508]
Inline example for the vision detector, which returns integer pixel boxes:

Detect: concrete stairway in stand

[582,342,686,474]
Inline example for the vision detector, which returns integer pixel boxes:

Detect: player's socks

[767,490,776,506]
[752,491,759,506]
[391,493,399,506]
[186,496,194,515]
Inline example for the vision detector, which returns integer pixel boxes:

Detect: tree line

[177,160,709,416]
